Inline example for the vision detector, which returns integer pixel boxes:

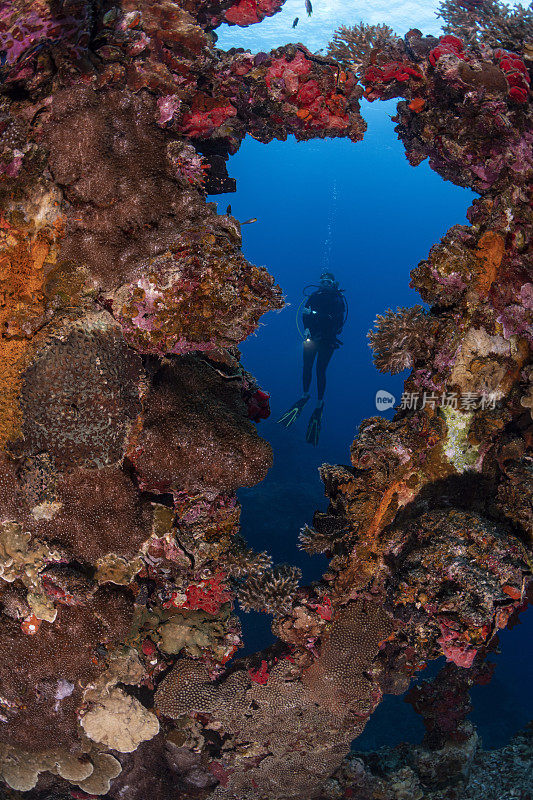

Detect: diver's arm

[302,300,318,328]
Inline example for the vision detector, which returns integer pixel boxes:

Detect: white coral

[80,687,159,752]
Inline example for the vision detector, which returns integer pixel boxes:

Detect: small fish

[226,204,232,214]
[292,17,299,27]
[241,218,257,225]
[305,0,312,16]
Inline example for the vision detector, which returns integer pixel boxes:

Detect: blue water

[208,99,533,750]
[209,99,477,573]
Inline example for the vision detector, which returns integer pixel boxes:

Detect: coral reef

[322,660,532,800]
[368,305,436,374]
[0,0,531,798]
[126,356,273,493]
[323,722,533,800]
[437,0,533,54]
[0,587,134,752]
[326,22,400,77]
[236,563,302,614]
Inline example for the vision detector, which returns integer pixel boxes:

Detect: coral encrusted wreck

[0,0,532,798]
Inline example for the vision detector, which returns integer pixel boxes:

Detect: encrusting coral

[0,0,531,798]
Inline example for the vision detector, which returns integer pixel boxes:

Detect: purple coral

[166,140,209,188]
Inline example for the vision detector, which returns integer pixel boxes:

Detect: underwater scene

[0,0,532,798]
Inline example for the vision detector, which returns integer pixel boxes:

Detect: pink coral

[0,155,23,178]
[297,79,321,106]
[224,0,284,26]
[157,94,181,126]
[180,100,238,138]
[437,622,478,668]
[166,141,209,188]
[438,640,477,668]
[265,50,312,92]
[0,0,91,78]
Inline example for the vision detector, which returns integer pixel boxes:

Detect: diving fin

[277,395,309,428]
[305,403,324,446]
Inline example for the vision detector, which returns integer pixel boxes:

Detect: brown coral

[42,86,204,289]
[236,563,302,615]
[127,356,273,493]
[11,311,143,469]
[32,465,152,564]
[303,598,394,719]
[0,587,133,751]
[368,305,435,374]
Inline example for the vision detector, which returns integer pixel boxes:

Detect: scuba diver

[278,272,348,446]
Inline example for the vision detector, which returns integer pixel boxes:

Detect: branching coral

[326,22,400,76]
[236,564,302,615]
[298,523,334,555]
[298,514,351,555]
[437,0,533,54]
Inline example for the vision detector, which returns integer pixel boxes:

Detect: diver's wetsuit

[302,286,345,400]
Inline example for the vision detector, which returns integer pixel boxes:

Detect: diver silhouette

[278,272,347,445]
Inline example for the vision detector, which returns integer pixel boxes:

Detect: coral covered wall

[0,1,531,799]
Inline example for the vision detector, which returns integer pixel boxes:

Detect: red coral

[297,79,321,106]
[246,388,270,422]
[182,572,232,614]
[21,614,41,635]
[248,659,269,683]
[141,638,157,657]
[180,100,238,138]
[224,0,284,26]
[494,49,530,103]
[265,50,312,92]
[363,61,423,99]
[429,34,467,66]
[437,622,477,668]
[308,595,333,620]
[208,761,233,786]
[40,578,77,606]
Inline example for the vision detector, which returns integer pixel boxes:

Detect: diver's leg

[316,344,335,401]
[306,344,333,445]
[278,342,316,427]
[302,340,317,395]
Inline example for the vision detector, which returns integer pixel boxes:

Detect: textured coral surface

[0,0,531,798]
